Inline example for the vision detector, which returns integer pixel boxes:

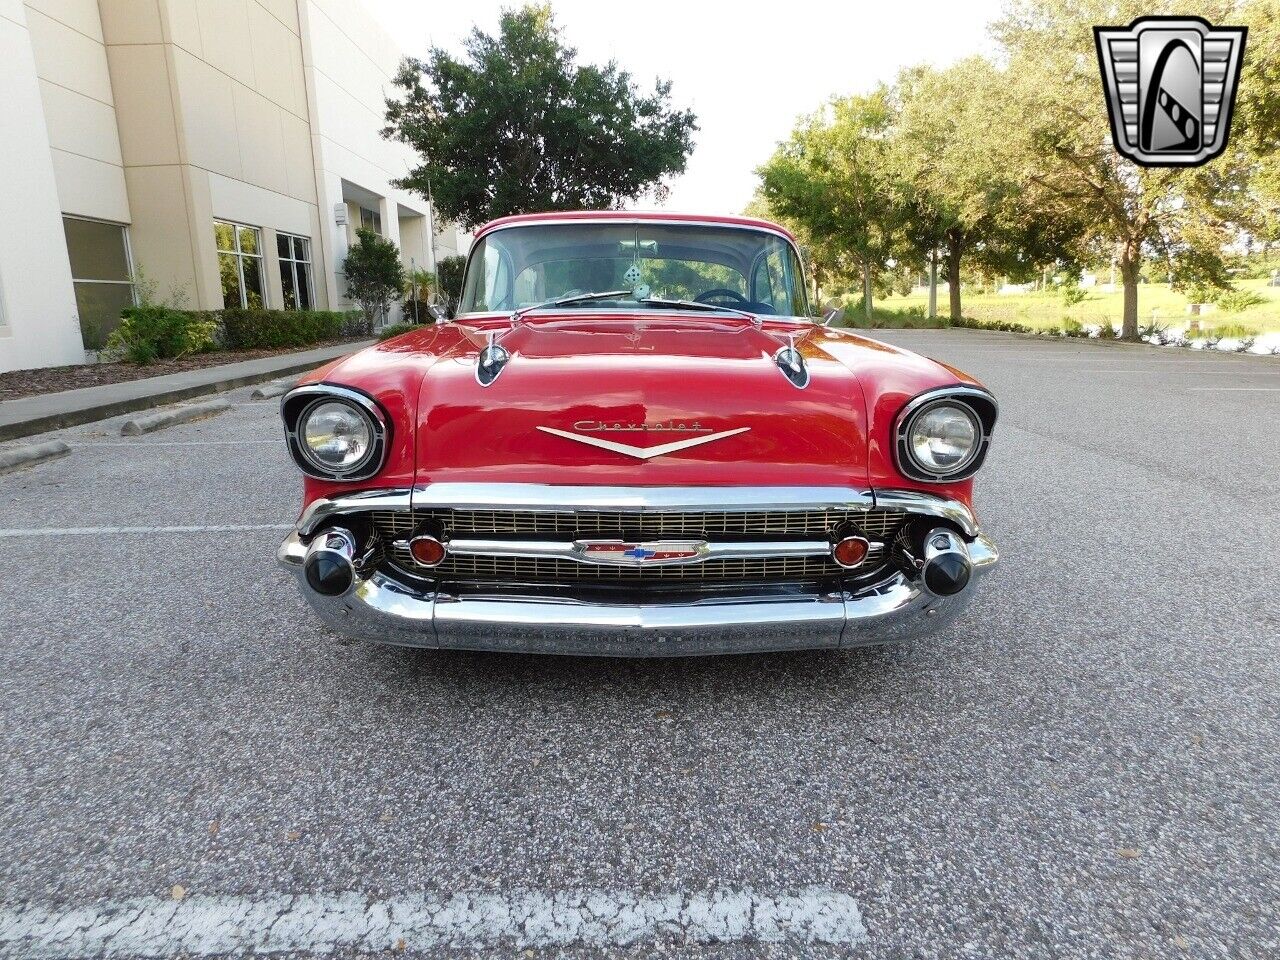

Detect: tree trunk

[946,229,963,322]
[862,262,874,321]
[927,248,938,320]
[1118,245,1140,339]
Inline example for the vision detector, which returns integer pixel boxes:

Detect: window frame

[63,215,138,349]
[215,219,266,309]
[64,215,137,294]
[277,231,315,311]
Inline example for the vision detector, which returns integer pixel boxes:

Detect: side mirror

[821,306,845,326]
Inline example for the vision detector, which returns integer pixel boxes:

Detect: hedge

[217,308,364,349]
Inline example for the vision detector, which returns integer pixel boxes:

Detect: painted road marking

[0,888,867,957]
[0,524,291,537]
[74,440,280,446]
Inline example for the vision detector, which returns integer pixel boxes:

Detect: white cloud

[362,0,1003,215]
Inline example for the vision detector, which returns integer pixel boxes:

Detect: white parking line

[76,440,280,447]
[0,888,867,957]
[0,524,291,537]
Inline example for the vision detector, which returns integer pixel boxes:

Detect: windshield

[459,222,809,317]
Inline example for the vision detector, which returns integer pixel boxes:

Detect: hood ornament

[476,330,511,387]
[774,333,810,389]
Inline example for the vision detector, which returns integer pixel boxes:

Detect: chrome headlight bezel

[894,386,997,483]
[282,385,389,481]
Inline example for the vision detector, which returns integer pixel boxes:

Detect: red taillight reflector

[832,536,869,568]
[409,535,446,567]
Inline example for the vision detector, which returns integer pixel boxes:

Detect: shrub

[1062,318,1084,337]
[377,322,432,341]
[104,306,216,364]
[1139,319,1167,340]
[1215,288,1266,313]
[219,309,358,349]
[1060,282,1088,306]
[1200,321,1258,339]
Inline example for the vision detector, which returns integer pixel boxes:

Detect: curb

[0,439,71,474]
[120,399,231,436]
[0,342,371,443]
[250,376,299,400]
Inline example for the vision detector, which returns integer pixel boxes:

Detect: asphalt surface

[1,330,1277,959]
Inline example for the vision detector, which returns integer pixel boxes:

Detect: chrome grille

[415,554,845,582]
[366,508,907,583]
[388,508,905,538]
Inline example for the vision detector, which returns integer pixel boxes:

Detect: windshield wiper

[640,297,761,326]
[511,290,632,324]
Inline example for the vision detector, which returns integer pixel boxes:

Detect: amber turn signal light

[832,536,870,568]
[408,534,446,567]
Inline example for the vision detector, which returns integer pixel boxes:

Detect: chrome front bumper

[277,485,999,657]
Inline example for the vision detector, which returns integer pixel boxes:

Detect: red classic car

[277,212,998,655]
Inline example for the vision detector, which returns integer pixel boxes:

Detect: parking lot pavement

[1,331,1277,959]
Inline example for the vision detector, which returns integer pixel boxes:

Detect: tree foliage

[758,90,902,319]
[342,229,405,333]
[755,0,1278,337]
[384,4,697,229]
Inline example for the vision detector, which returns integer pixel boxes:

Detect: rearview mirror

[821,305,845,326]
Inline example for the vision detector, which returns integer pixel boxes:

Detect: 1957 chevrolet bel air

[277,211,998,655]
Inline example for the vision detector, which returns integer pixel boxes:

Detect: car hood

[412,313,872,487]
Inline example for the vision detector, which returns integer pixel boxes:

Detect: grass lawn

[876,278,1280,334]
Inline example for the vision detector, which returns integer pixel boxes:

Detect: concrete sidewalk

[0,340,372,441]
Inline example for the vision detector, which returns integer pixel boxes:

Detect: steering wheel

[695,288,750,305]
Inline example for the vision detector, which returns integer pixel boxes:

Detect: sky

[364,0,1004,215]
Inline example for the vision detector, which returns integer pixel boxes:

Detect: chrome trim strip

[411,484,878,513]
[473,216,799,245]
[296,488,412,537]
[293,486,980,539]
[870,489,980,537]
[443,536,837,565]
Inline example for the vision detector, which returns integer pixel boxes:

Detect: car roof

[472,211,798,244]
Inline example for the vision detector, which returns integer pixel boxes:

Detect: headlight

[908,404,980,475]
[300,400,374,474]
[894,388,996,482]
[283,386,388,481]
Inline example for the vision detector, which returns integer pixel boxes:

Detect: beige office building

[0,0,468,373]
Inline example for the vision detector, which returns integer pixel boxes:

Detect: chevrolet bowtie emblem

[537,425,750,460]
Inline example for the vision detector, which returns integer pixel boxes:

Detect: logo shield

[1094,16,1247,167]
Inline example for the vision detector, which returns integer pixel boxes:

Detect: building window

[358,205,381,235]
[215,220,265,309]
[278,233,314,310]
[63,217,136,350]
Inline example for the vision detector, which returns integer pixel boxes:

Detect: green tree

[1236,0,1280,246]
[435,255,467,315]
[890,59,1084,321]
[342,229,405,333]
[758,90,904,320]
[383,4,697,229]
[994,0,1257,338]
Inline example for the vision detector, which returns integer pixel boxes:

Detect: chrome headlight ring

[282,384,390,481]
[894,386,997,483]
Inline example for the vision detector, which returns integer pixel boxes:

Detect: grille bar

[366,507,908,584]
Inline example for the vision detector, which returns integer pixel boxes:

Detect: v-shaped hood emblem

[536,426,751,460]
